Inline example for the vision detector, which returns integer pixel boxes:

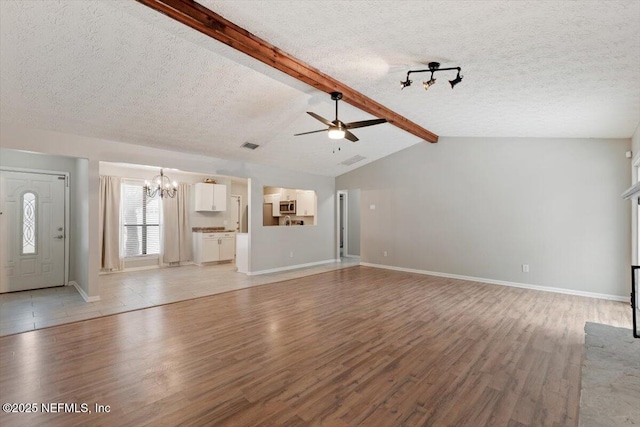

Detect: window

[22,192,37,255]
[122,182,160,257]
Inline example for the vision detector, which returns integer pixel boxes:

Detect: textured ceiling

[1,1,639,177]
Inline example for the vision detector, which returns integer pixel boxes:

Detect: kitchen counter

[192,227,237,233]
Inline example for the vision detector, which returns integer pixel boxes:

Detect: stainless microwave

[279,200,296,214]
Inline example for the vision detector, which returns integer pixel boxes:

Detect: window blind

[122,182,160,257]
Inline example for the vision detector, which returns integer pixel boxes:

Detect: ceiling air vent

[241,142,260,150]
[340,155,366,166]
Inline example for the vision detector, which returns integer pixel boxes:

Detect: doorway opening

[230,195,242,232]
[336,189,361,261]
[336,190,348,259]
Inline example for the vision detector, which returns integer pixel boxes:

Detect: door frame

[336,190,348,260]
[230,194,242,232]
[0,166,70,287]
[633,155,640,265]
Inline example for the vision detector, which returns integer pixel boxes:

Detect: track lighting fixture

[400,62,463,92]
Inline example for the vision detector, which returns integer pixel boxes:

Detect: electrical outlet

[223,220,228,226]
[289,251,294,258]
[370,204,376,210]
[522,264,529,273]
[383,251,388,257]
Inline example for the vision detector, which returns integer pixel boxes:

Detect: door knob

[54,235,64,239]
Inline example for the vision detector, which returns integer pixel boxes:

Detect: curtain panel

[162,183,191,264]
[99,175,122,270]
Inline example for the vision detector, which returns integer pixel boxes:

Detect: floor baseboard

[71,281,101,302]
[248,259,338,276]
[360,262,627,302]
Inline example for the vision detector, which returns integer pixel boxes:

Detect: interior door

[0,170,66,293]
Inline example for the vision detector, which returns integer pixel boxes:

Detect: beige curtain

[99,175,122,270]
[162,183,191,264]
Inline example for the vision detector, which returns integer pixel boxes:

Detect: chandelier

[144,168,177,199]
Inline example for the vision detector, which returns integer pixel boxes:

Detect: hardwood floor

[0,266,631,426]
[0,258,360,336]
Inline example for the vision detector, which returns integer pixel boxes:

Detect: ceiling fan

[294,92,387,142]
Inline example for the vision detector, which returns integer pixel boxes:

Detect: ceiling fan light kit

[294,92,387,142]
[328,127,346,140]
[401,62,463,91]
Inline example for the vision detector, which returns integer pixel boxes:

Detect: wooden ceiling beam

[135,0,439,143]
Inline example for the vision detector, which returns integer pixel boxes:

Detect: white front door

[0,171,66,293]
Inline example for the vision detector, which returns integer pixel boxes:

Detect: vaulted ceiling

[1,1,638,177]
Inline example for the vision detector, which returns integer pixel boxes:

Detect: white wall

[337,136,631,298]
[0,149,90,294]
[1,126,335,297]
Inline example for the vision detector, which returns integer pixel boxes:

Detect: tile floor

[0,258,360,336]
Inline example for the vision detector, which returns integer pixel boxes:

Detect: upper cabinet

[194,183,227,211]
[296,190,316,216]
[281,188,297,201]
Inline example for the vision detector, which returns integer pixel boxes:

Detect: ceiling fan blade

[306,112,333,126]
[344,130,359,142]
[345,118,387,129]
[294,129,327,136]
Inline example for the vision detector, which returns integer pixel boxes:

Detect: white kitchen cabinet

[280,188,297,201]
[296,190,316,216]
[194,183,227,212]
[266,193,281,217]
[193,232,235,264]
[219,236,235,261]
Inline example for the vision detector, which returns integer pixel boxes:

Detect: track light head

[422,78,436,91]
[400,78,412,89]
[449,72,463,89]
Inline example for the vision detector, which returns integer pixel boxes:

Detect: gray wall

[347,189,361,256]
[74,157,90,291]
[249,170,335,272]
[0,149,90,293]
[1,126,336,296]
[337,136,632,298]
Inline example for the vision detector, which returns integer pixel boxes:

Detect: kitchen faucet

[284,215,291,226]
